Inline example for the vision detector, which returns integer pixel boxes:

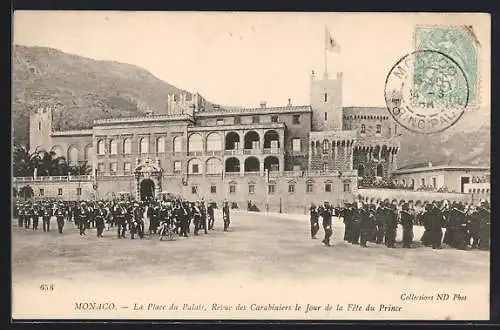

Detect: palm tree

[12,145,41,177]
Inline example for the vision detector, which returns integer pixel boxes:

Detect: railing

[263,148,281,155]
[13,175,94,183]
[224,172,240,177]
[244,171,260,177]
[187,151,204,157]
[224,149,243,156]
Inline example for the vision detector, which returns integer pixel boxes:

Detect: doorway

[460,176,470,193]
[140,179,155,201]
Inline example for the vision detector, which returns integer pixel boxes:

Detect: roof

[196,105,312,117]
[393,161,490,174]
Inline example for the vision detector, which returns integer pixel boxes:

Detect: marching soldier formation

[311,198,490,251]
[13,198,232,241]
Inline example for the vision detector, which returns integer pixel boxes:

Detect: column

[344,141,348,165]
[334,141,338,160]
[393,148,399,171]
[240,156,244,177]
[260,156,265,176]
[378,145,382,161]
[350,142,354,170]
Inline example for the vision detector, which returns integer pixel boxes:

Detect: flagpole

[324,27,328,78]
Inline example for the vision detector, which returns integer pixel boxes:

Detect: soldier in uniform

[222,200,231,232]
[384,202,398,248]
[42,204,51,232]
[428,201,444,249]
[24,203,32,229]
[320,201,333,247]
[18,204,25,228]
[374,200,386,244]
[400,202,414,248]
[192,201,202,236]
[95,202,106,238]
[78,202,89,236]
[115,201,127,239]
[207,202,215,230]
[33,203,41,230]
[200,200,208,234]
[477,200,490,250]
[310,203,320,239]
[55,202,65,234]
[359,203,372,248]
[349,202,361,244]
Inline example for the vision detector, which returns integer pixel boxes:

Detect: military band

[13,198,233,241]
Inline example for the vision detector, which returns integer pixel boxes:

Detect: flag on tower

[325,27,341,53]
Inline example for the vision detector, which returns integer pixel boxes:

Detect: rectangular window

[252,115,260,124]
[271,115,278,123]
[324,93,328,102]
[174,161,181,174]
[432,177,437,188]
[58,188,63,196]
[324,112,328,121]
[268,184,276,194]
[110,162,117,174]
[76,187,82,196]
[216,118,224,126]
[210,185,217,194]
[229,184,236,194]
[248,184,255,194]
[376,124,382,134]
[288,184,295,193]
[191,186,198,194]
[124,162,131,173]
[306,183,314,193]
[343,183,350,192]
[192,164,199,174]
[293,114,300,124]
[292,138,301,152]
[421,178,425,186]
[39,188,44,196]
[325,183,332,193]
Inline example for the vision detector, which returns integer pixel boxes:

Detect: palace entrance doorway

[140,179,155,201]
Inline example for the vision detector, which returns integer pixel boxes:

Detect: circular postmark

[384,50,469,134]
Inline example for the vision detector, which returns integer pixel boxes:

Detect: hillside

[12,45,490,167]
[12,44,194,146]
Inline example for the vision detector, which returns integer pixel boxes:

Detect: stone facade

[22,71,401,207]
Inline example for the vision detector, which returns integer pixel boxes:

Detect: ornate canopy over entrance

[134,158,163,200]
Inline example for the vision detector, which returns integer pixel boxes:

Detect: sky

[13,11,490,109]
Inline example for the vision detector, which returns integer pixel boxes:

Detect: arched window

[206,133,222,151]
[188,134,203,153]
[84,144,93,164]
[97,140,105,155]
[67,146,79,165]
[376,164,384,177]
[173,136,182,153]
[109,139,118,155]
[139,137,149,154]
[156,136,165,153]
[123,138,132,154]
[206,158,222,174]
[322,140,329,154]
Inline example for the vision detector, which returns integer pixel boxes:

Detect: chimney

[287,98,292,106]
[428,161,433,168]
[260,101,267,108]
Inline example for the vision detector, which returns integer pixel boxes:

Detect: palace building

[23,71,401,212]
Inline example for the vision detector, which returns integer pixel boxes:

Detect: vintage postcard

[11,11,490,320]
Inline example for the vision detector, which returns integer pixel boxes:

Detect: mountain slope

[12,44,192,146]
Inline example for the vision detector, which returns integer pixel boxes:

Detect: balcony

[12,175,94,183]
[244,171,260,177]
[263,148,282,155]
[224,149,243,156]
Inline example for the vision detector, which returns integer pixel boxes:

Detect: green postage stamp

[413,25,480,109]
